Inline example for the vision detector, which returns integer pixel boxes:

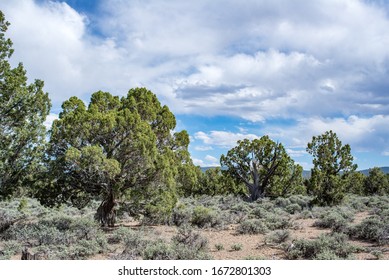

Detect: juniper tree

[306,130,357,205]
[220,136,303,201]
[41,89,191,226]
[0,11,51,199]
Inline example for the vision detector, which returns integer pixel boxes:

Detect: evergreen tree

[0,11,51,199]
[221,136,303,201]
[40,89,188,226]
[306,130,357,205]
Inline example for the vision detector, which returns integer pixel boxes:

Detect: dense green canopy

[221,136,303,201]
[0,11,51,199]
[40,88,193,226]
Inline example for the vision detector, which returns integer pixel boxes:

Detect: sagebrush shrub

[264,230,291,245]
[285,203,302,214]
[215,243,224,251]
[171,203,192,226]
[286,233,359,260]
[191,205,219,228]
[313,211,349,233]
[172,225,208,251]
[231,243,243,251]
[142,239,175,260]
[348,216,389,245]
[263,212,292,230]
[237,219,267,234]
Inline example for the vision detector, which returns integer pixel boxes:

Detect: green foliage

[172,225,208,252]
[307,131,357,206]
[348,216,389,245]
[264,230,291,245]
[39,88,189,225]
[17,197,28,213]
[231,243,243,251]
[313,208,352,233]
[221,136,303,201]
[195,167,246,196]
[0,240,22,260]
[364,167,389,195]
[286,233,359,260]
[344,172,365,195]
[0,199,108,260]
[191,205,220,228]
[237,219,268,234]
[0,11,51,199]
[215,243,224,251]
[142,239,175,260]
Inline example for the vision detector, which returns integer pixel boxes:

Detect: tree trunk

[95,191,116,227]
[21,248,37,260]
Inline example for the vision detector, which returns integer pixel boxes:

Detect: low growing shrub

[286,233,360,260]
[237,219,267,235]
[264,230,291,245]
[348,216,389,245]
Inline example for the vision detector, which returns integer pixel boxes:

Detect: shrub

[121,229,148,256]
[264,212,292,230]
[173,243,212,260]
[0,240,22,260]
[371,250,383,260]
[0,207,23,234]
[40,213,73,231]
[215,243,224,251]
[285,203,302,214]
[142,240,175,260]
[171,203,192,226]
[231,243,243,251]
[289,195,313,209]
[70,216,100,240]
[191,205,219,228]
[348,216,389,245]
[264,230,291,245]
[274,197,291,208]
[286,233,359,260]
[237,219,267,235]
[313,211,349,233]
[69,239,103,259]
[172,225,208,251]
[108,226,131,244]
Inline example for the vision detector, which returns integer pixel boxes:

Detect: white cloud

[205,155,218,163]
[192,157,219,167]
[3,0,389,119]
[192,158,205,166]
[2,0,389,159]
[43,113,59,130]
[194,131,259,148]
[263,115,389,153]
[194,146,213,151]
[286,149,307,158]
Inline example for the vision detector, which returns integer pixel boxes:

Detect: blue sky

[2,0,389,170]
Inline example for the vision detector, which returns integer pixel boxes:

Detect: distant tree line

[1,11,388,227]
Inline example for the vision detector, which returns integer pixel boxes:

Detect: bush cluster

[286,233,361,260]
[0,199,107,260]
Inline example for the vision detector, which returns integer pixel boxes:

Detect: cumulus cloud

[194,146,214,151]
[43,113,59,130]
[194,131,259,148]
[3,0,389,117]
[2,0,389,161]
[192,157,219,167]
[264,115,389,153]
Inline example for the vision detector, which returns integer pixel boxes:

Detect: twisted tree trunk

[95,191,116,227]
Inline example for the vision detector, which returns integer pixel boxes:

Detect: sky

[2,0,389,170]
